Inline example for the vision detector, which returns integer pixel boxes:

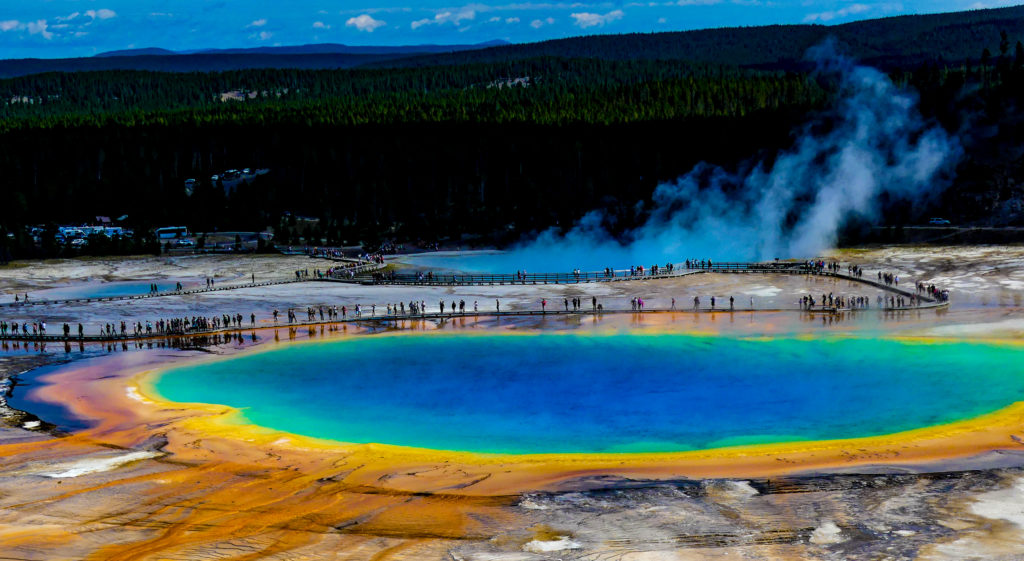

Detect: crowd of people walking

[0,258,953,341]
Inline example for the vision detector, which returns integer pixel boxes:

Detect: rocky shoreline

[0,353,69,442]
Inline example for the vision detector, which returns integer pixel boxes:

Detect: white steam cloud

[460,43,960,272]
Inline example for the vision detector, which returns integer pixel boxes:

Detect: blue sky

[0,0,1018,58]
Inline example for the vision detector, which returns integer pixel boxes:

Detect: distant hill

[95,41,508,58]
[0,41,508,78]
[0,53,407,78]
[95,47,177,58]
[185,40,508,56]
[4,5,1024,78]
[379,5,1024,70]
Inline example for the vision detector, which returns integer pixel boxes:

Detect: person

[440,300,445,314]
[474,300,478,313]
[250,313,256,326]
[541,299,547,312]
[252,273,255,284]
[592,296,597,310]
[729,296,734,310]
[496,299,500,312]
[671,297,675,309]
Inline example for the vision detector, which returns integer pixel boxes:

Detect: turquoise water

[34,280,185,300]
[152,334,1024,454]
[399,250,661,274]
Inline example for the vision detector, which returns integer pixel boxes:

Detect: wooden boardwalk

[335,262,807,286]
[0,302,949,345]
[0,263,383,309]
[334,261,942,304]
[0,260,947,344]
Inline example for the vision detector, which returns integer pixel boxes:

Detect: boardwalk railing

[346,261,811,286]
[0,278,305,309]
[338,268,697,285]
[703,262,810,273]
[0,300,950,344]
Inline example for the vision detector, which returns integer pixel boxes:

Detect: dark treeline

[0,59,822,129]
[0,114,810,248]
[0,57,826,254]
[5,18,1024,257]
[356,5,1024,71]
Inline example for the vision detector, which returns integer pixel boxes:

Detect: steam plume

[419,43,961,272]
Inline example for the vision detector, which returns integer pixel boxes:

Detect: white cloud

[530,16,554,28]
[570,9,623,28]
[0,9,117,40]
[86,9,117,20]
[249,18,267,27]
[483,15,521,24]
[657,16,667,23]
[27,19,52,40]
[411,7,476,29]
[804,3,871,22]
[313,21,331,29]
[251,30,273,40]
[56,10,116,24]
[347,14,386,32]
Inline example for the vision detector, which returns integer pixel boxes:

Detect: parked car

[70,238,88,248]
[928,217,951,225]
[177,239,196,247]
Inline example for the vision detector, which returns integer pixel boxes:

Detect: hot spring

[395,250,677,274]
[151,334,1024,454]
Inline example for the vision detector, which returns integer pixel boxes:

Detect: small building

[155,226,189,240]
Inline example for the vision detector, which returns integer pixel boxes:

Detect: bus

[155,226,189,239]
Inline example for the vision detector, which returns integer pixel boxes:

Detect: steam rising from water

[410,44,961,273]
